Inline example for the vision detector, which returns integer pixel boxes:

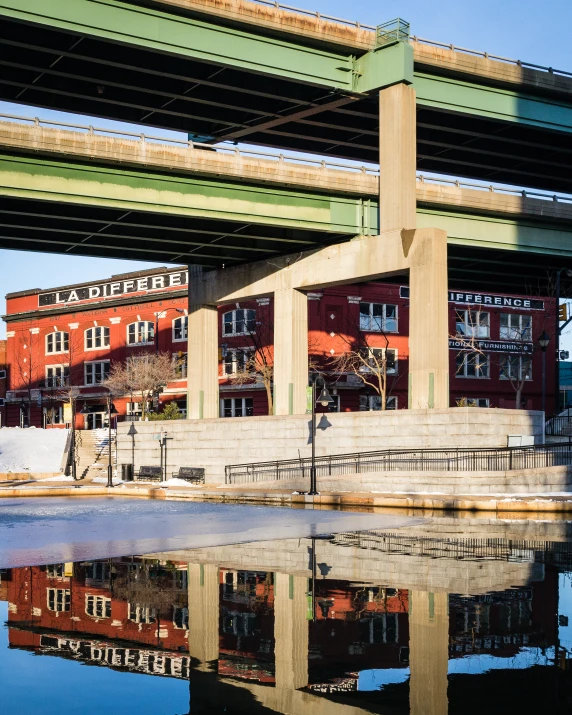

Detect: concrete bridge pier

[274,288,309,416]
[187,563,220,667]
[274,572,309,690]
[409,591,449,715]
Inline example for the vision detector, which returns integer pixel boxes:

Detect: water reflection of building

[1,531,570,714]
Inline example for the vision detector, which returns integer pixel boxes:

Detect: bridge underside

[1,12,572,192]
[1,193,571,294]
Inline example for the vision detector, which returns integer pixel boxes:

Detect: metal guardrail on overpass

[225,443,572,484]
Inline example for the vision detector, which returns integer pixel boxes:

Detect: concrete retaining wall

[116,408,543,484]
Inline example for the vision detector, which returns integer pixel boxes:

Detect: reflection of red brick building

[0,338,6,427]
[2,265,557,425]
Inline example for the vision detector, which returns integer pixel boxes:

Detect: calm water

[1,503,572,713]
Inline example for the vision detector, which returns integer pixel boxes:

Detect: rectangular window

[359,348,398,375]
[359,395,398,411]
[223,309,256,337]
[456,351,490,378]
[127,321,154,346]
[500,313,532,341]
[456,310,490,338]
[46,331,69,354]
[221,397,254,417]
[359,303,398,333]
[86,594,112,618]
[129,603,156,624]
[46,564,65,578]
[500,355,532,381]
[223,348,253,376]
[172,352,188,379]
[85,326,110,350]
[173,316,188,341]
[360,614,399,644]
[45,365,69,388]
[173,606,189,630]
[84,361,110,385]
[47,588,70,612]
[43,405,64,425]
[456,397,490,407]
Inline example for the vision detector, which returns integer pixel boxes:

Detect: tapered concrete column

[408,228,449,408]
[274,288,308,415]
[409,591,449,715]
[379,83,417,232]
[274,573,309,690]
[187,302,219,419]
[188,563,219,666]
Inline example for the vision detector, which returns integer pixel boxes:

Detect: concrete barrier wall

[116,408,543,484]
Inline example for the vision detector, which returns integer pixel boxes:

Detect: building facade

[1,266,557,428]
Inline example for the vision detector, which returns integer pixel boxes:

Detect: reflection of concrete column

[408,229,449,409]
[274,573,309,690]
[379,83,416,232]
[409,591,449,715]
[274,288,308,416]
[188,564,219,666]
[187,302,219,419]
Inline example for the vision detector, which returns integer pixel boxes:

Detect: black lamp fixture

[109,402,119,415]
[79,403,91,415]
[538,330,551,351]
[317,385,334,407]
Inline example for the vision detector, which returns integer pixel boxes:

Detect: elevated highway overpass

[1,0,572,192]
[0,116,571,291]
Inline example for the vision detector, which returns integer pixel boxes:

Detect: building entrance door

[86,412,108,429]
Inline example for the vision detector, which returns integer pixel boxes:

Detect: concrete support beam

[409,591,449,715]
[274,573,309,690]
[188,275,219,419]
[408,228,449,408]
[188,563,220,666]
[274,288,309,415]
[379,83,417,232]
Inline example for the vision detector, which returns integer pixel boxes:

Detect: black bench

[136,466,163,481]
[172,467,205,484]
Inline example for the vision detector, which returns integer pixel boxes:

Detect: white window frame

[500,354,532,382]
[46,331,69,355]
[359,394,398,411]
[359,347,398,375]
[223,347,254,377]
[500,313,532,342]
[222,309,256,337]
[456,351,490,379]
[173,606,189,630]
[456,397,490,407]
[47,588,70,612]
[172,352,188,380]
[128,603,156,624]
[172,315,188,342]
[220,397,254,417]
[43,405,64,425]
[359,303,398,333]
[45,364,69,388]
[127,401,143,418]
[85,594,112,618]
[84,360,110,386]
[455,310,490,338]
[46,564,65,578]
[85,326,110,351]
[127,321,154,346]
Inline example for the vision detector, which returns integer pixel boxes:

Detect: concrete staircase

[75,429,116,481]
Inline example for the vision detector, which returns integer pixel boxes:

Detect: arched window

[223,309,256,337]
[46,331,69,354]
[173,316,188,342]
[85,326,110,350]
[127,321,154,346]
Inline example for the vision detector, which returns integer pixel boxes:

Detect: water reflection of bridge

[4,527,570,715]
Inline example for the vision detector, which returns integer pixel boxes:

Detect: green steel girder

[415,73,572,134]
[0,153,378,235]
[0,0,355,89]
[417,208,572,258]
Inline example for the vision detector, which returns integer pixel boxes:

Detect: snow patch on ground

[0,428,69,473]
[91,477,124,485]
[134,478,203,488]
[40,475,75,482]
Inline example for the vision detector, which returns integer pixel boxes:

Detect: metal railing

[546,414,572,437]
[0,113,378,176]
[225,442,572,484]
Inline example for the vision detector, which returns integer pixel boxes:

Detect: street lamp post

[309,375,334,495]
[70,396,77,480]
[154,308,184,354]
[538,330,551,415]
[106,393,118,488]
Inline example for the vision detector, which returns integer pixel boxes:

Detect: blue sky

[1,0,572,340]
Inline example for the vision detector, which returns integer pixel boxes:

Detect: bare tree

[103,352,175,420]
[329,331,397,410]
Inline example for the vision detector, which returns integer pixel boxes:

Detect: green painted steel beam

[417,208,572,257]
[415,73,572,133]
[0,153,377,235]
[0,0,354,89]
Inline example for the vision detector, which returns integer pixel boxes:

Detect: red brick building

[0,338,6,427]
[1,266,557,428]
